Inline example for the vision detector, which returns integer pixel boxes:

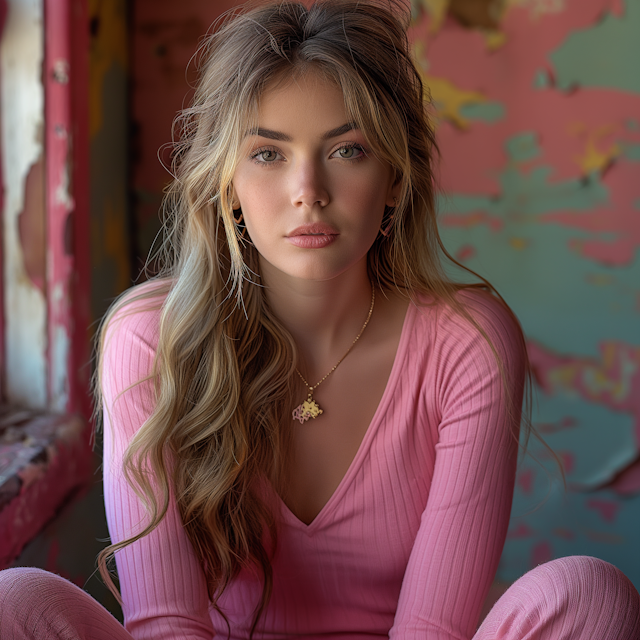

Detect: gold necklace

[292,284,375,423]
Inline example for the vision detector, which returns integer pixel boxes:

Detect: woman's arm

[390,293,526,640]
[101,301,215,640]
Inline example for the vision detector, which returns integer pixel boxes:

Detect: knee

[0,568,73,627]
[526,556,638,606]
[514,556,639,638]
[0,567,58,602]
[477,557,640,640]
[0,567,87,607]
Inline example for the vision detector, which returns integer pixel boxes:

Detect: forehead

[256,70,348,129]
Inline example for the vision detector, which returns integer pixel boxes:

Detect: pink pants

[1,557,639,639]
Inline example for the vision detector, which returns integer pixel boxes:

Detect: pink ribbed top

[102,289,525,640]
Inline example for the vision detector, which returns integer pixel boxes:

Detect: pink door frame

[44,0,91,419]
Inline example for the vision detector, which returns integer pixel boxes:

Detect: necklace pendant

[292,397,323,423]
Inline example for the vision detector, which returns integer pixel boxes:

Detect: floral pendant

[292,394,323,423]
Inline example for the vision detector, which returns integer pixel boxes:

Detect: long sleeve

[101,298,215,640]
[390,293,526,640]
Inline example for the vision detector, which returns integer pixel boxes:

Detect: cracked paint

[1,0,47,408]
[409,0,640,586]
[17,154,46,294]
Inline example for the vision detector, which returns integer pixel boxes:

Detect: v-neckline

[274,299,416,533]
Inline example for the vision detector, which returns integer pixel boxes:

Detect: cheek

[345,177,389,225]
[236,176,283,218]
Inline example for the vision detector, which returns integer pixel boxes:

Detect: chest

[284,367,390,523]
[283,305,410,525]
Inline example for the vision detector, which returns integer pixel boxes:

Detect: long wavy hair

[95,0,531,633]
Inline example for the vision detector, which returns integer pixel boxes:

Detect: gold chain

[292,283,375,423]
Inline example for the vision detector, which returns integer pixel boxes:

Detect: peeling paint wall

[410,0,640,586]
[1,0,47,408]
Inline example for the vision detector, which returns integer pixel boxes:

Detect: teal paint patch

[498,167,607,216]
[624,143,640,161]
[505,132,540,163]
[549,0,640,94]
[437,129,640,591]
[626,119,640,131]
[439,133,609,223]
[436,134,638,353]
[533,393,636,490]
[438,193,493,215]
[438,222,640,351]
[500,488,640,589]
[533,68,550,89]
[459,101,506,123]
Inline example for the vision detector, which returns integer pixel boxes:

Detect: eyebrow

[248,122,358,141]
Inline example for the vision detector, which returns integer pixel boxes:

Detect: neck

[260,261,373,381]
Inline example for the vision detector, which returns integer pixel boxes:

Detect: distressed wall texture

[410,0,640,586]
[1,0,47,408]
[6,0,128,617]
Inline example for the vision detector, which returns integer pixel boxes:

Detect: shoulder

[100,280,170,393]
[102,280,168,349]
[452,287,524,356]
[412,287,527,381]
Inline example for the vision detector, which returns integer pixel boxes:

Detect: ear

[385,170,402,207]
[230,184,241,210]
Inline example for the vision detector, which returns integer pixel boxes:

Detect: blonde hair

[95,0,530,633]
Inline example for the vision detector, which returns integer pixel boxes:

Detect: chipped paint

[44,0,92,416]
[530,341,640,437]
[0,410,90,568]
[17,154,46,293]
[50,285,70,412]
[570,123,621,175]
[409,0,640,585]
[550,0,640,94]
[1,0,47,408]
[415,42,489,129]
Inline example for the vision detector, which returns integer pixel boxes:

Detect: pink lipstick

[286,223,338,248]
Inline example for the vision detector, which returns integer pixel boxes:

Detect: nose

[290,158,330,209]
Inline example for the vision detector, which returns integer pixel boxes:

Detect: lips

[286,223,339,248]
[287,223,339,237]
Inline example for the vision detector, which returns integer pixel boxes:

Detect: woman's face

[231,71,398,286]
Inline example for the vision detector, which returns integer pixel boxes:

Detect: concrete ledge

[0,407,92,569]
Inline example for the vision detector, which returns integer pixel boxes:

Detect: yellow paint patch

[549,365,579,391]
[413,0,509,50]
[483,29,507,50]
[505,0,566,20]
[89,0,128,138]
[414,44,487,129]
[570,123,621,175]
[417,0,450,32]
[509,237,530,250]
[586,273,614,287]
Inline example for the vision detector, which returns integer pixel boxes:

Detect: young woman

[1,1,639,639]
